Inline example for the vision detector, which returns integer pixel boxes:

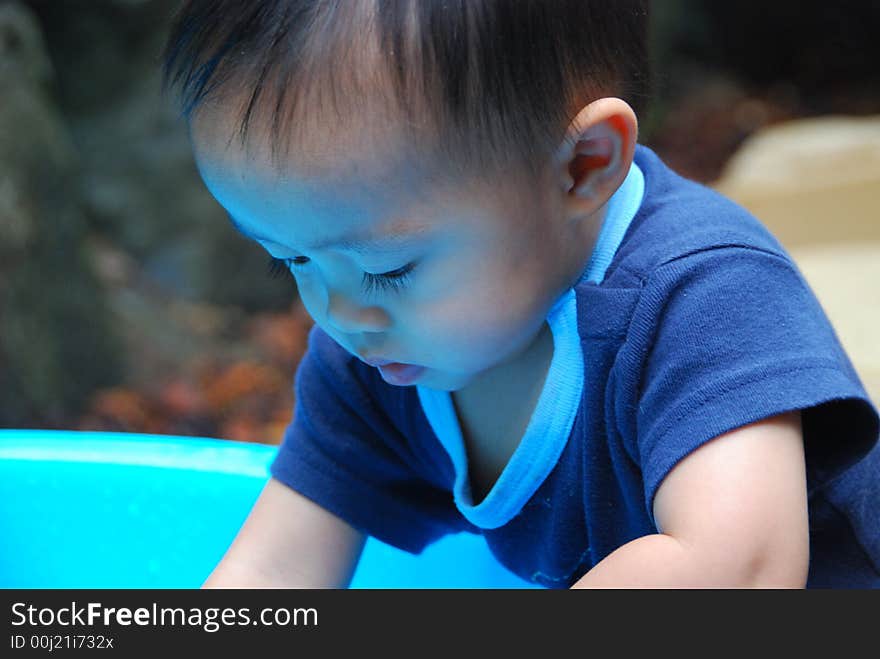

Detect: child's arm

[202,477,366,588]
[572,410,809,588]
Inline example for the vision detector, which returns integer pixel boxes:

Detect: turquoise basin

[0,430,538,588]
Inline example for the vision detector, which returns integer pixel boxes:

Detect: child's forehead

[192,106,550,255]
[190,97,490,207]
[193,94,397,168]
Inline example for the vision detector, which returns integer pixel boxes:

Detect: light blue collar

[417,161,645,528]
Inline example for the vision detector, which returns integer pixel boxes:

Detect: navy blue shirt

[270,145,880,588]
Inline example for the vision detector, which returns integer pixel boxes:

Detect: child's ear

[556,97,638,210]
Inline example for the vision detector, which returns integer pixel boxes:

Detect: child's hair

[161,0,651,184]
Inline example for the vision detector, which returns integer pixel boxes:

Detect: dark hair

[161,0,651,183]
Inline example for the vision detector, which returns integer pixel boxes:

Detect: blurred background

[2,0,878,443]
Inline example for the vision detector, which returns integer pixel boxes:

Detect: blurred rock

[0,1,123,427]
[23,0,295,311]
[644,1,880,180]
[714,115,880,248]
[0,0,302,435]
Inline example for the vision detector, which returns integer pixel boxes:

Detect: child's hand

[203,478,366,588]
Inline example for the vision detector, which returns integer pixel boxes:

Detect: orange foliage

[80,387,164,434]
[201,361,287,412]
[78,304,303,444]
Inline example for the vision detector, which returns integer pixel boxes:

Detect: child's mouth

[377,362,427,386]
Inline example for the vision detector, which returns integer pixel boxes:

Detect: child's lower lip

[377,363,426,386]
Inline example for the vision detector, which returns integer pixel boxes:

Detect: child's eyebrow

[227,212,432,254]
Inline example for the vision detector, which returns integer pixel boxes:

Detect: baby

[161,1,879,588]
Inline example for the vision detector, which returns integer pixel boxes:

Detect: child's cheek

[292,275,324,318]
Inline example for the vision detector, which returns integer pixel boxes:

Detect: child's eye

[266,257,415,295]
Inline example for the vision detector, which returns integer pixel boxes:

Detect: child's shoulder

[611,146,795,285]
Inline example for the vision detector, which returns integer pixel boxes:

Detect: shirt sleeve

[630,245,880,528]
[269,324,462,553]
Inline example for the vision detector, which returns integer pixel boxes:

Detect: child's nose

[324,290,391,335]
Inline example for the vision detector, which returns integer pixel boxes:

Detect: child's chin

[421,370,479,393]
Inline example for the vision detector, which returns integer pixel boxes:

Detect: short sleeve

[631,245,880,527]
[269,324,462,553]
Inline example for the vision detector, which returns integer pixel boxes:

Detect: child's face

[190,107,597,392]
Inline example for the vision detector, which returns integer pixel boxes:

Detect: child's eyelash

[267,257,293,280]
[267,257,415,294]
[361,263,416,295]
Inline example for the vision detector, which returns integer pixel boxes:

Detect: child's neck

[451,320,554,503]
